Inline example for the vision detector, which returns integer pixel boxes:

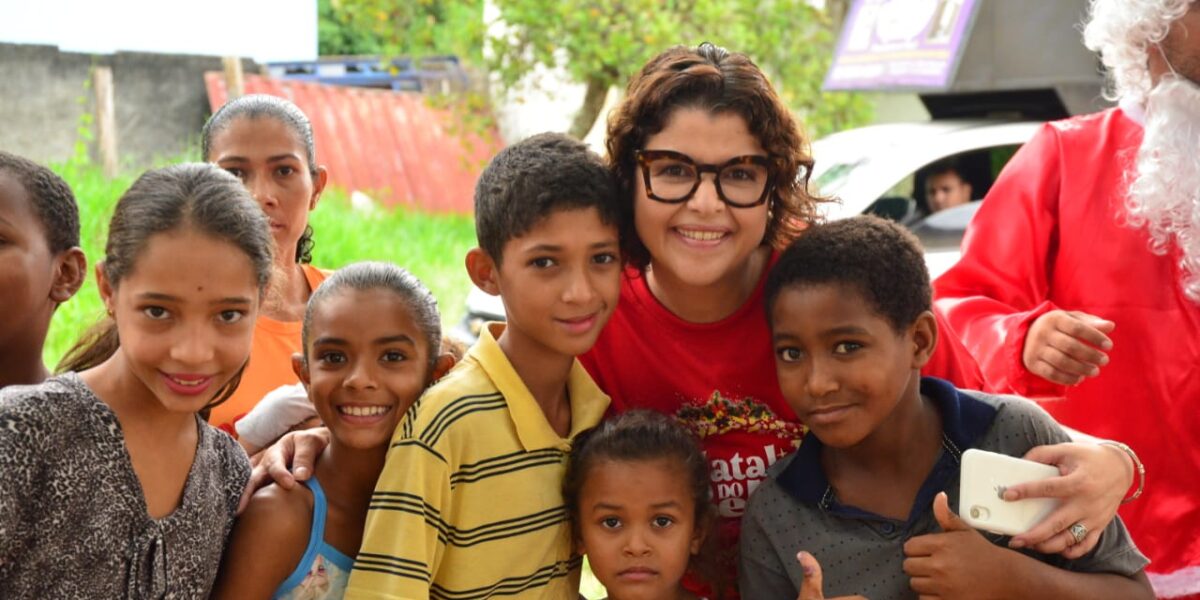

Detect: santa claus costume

[935,99,1200,597]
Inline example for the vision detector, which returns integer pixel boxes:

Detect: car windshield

[812,160,861,197]
[909,201,981,251]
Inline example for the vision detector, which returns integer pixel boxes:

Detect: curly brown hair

[606,42,825,270]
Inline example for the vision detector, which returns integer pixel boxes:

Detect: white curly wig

[1083,0,1196,104]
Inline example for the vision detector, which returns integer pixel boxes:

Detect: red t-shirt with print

[580,257,802,594]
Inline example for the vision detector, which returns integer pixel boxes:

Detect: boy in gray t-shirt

[739,217,1152,600]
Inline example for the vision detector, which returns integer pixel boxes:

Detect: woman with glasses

[579,42,1136,596]
[580,47,819,585]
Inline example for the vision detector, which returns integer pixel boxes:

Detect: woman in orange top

[201,95,329,439]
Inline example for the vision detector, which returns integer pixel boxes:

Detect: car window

[891,144,1019,254]
[989,145,1019,179]
[910,201,982,251]
[909,144,1021,217]
[885,173,916,199]
[812,160,861,197]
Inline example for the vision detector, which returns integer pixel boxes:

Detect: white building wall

[0,0,317,63]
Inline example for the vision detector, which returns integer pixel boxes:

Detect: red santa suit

[934,105,1200,598]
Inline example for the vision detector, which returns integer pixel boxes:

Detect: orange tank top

[209,263,328,435]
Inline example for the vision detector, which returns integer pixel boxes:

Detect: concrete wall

[0,42,256,167]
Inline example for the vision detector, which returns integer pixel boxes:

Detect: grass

[43,162,135,368]
[43,162,478,368]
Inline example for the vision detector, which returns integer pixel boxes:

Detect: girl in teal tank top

[211,263,456,599]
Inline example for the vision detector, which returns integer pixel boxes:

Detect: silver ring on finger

[1068,522,1088,545]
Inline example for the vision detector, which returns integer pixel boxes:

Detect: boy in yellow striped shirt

[345,132,622,599]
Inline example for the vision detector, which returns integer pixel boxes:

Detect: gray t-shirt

[738,378,1148,600]
[0,373,251,599]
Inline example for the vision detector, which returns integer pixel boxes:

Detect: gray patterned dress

[0,373,250,599]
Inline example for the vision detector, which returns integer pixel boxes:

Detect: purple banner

[824,0,980,91]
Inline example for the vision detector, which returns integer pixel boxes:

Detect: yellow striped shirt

[345,323,610,600]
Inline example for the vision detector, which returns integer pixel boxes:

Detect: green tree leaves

[319,0,870,140]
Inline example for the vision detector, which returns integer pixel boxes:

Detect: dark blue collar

[777,377,997,504]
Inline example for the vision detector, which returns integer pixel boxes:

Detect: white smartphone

[958,449,1062,536]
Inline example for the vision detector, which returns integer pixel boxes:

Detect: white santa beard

[1126,75,1200,302]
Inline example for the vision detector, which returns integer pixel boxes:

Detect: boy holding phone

[739,216,1152,599]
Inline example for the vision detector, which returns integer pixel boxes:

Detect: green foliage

[319,0,484,60]
[319,0,872,139]
[318,0,386,56]
[43,163,478,368]
[319,0,496,142]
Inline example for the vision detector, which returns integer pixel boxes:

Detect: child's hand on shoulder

[902,492,1014,599]
[795,551,869,600]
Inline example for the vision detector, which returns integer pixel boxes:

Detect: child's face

[208,116,325,264]
[577,458,703,600]
[0,173,58,349]
[770,283,929,449]
[298,288,432,450]
[487,207,620,359]
[101,229,260,413]
[634,107,771,290]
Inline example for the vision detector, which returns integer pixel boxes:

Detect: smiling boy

[738,216,1152,600]
[344,133,622,599]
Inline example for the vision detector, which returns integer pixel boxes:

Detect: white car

[452,119,1044,343]
[812,118,1043,277]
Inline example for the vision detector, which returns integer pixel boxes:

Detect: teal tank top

[274,477,355,599]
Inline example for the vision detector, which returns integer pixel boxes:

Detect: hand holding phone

[959,449,1061,536]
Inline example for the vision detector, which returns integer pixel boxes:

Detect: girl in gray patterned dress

[0,163,273,599]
